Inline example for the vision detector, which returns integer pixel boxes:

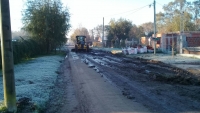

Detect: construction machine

[71,35,90,52]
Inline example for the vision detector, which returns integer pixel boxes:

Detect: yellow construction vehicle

[72,35,90,52]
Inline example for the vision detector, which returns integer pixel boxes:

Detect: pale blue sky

[9,0,194,35]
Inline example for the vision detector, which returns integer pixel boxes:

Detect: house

[141,34,162,49]
[141,31,200,54]
[161,31,200,54]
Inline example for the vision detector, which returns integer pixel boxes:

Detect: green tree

[191,0,200,30]
[107,18,133,47]
[129,25,145,43]
[157,0,195,33]
[22,0,70,54]
[129,25,139,42]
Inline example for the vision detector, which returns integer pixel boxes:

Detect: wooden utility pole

[0,0,17,112]
[179,5,184,54]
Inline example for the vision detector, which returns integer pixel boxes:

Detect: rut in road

[78,50,200,113]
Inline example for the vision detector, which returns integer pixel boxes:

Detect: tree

[156,12,166,33]
[115,18,132,40]
[191,0,200,30]
[129,25,145,40]
[157,0,195,33]
[141,22,154,34]
[93,25,103,41]
[128,25,139,41]
[0,0,17,112]
[128,25,145,45]
[92,25,109,42]
[89,29,94,41]
[107,18,133,47]
[22,0,70,54]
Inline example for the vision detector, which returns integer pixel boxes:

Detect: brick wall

[186,37,200,47]
[141,37,148,45]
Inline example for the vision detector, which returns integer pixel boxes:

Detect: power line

[124,4,151,17]
[104,3,152,17]
[157,2,164,7]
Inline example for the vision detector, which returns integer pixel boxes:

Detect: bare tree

[70,27,91,43]
[141,22,154,35]
[93,25,103,41]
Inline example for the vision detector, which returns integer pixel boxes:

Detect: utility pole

[0,0,17,112]
[179,5,183,54]
[153,0,156,54]
[102,17,104,47]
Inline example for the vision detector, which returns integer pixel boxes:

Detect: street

[45,48,200,113]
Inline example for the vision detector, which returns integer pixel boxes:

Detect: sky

[9,0,194,35]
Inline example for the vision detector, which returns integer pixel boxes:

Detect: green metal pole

[0,0,17,112]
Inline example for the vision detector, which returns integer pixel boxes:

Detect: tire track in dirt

[82,50,200,113]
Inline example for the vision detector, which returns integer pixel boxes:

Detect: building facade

[141,31,200,54]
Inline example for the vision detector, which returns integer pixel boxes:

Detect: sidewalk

[127,53,200,77]
[127,53,199,64]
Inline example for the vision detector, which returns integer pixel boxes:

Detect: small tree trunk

[0,0,17,112]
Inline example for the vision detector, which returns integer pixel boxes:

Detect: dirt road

[68,52,151,113]
[45,49,200,113]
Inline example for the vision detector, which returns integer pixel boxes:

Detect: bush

[0,38,56,68]
[9,39,41,64]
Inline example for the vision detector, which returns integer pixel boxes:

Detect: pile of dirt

[16,97,37,113]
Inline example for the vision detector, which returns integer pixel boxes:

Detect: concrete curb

[177,54,200,59]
